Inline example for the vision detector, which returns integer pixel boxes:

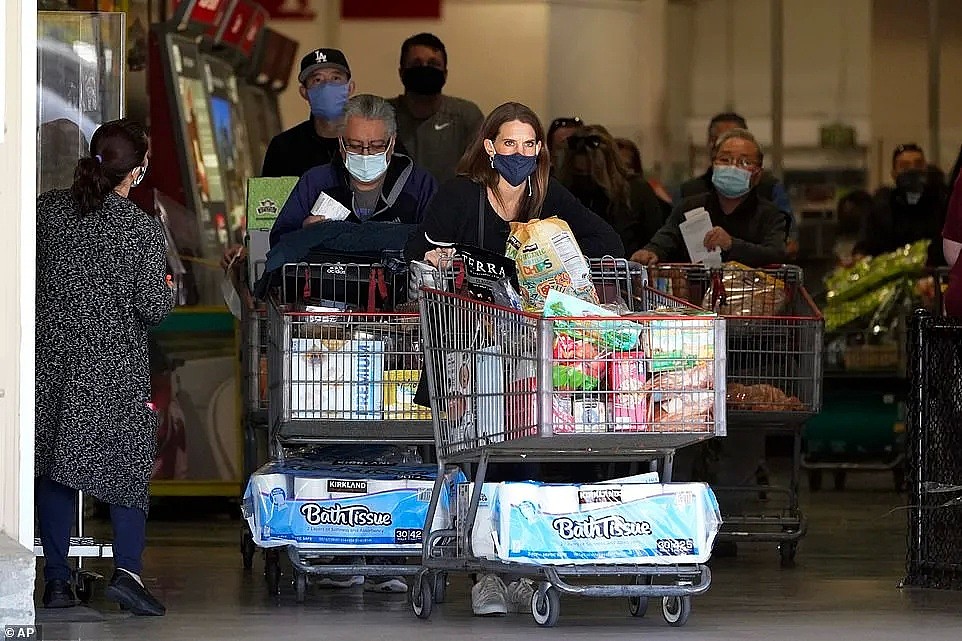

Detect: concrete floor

[31,467,962,641]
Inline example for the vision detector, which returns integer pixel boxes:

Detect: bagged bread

[505,217,599,310]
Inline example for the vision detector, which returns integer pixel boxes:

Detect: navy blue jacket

[269,153,437,247]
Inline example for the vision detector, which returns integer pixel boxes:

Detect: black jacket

[645,190,788,267]
[566,175,668,257]
[261,119,341,178]
[854,186,947,265]
[405,176,624,261]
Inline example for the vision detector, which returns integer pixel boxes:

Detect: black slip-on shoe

[104,570,166,616]
[42,579,78,609]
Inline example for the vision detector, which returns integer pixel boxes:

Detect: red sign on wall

[340,0,442,19]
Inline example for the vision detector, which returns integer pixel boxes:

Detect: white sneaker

[506,579,535,613]
[364,577,408,593]
[315,574,364,589]
[471,574,507,616]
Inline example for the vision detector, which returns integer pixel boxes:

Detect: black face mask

[401,65,446,96]
[896,169,926,204]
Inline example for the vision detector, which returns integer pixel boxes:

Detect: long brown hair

[456,102,550,222]
[558,124,631,210]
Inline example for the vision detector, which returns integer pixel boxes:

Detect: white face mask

[132,162,148,187]
[344,150,389,183]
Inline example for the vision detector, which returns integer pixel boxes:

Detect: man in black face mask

[854,143,948,265]
[388,33,483,184]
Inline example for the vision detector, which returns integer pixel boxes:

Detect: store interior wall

[0,0,36,548]
[872,0,962,181]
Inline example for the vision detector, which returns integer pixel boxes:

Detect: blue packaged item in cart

[487,481,720,565]
[243,460,465,550]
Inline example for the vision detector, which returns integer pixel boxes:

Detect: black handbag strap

[477,184,486,246]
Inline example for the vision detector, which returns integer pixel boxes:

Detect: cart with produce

[651,263,823,566]
[410,276,727,628]
[806,242,931,492]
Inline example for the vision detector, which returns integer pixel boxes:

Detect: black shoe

[104,570,166,616]
[42,579,77,609]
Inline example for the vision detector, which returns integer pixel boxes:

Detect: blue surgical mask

[345,150,389,183]
[307,82,349,120]
[712,165,753,198]
[492,152,538,187]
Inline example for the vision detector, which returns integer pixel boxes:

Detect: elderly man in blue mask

[261,48,356,178]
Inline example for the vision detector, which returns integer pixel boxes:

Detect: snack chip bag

[505,217,599,310]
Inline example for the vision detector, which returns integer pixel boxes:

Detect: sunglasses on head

[551,117,583,130]
[567,134,604,151]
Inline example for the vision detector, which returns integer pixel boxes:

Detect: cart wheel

[265,550,281,596]
[411,576,433,620]
[808,470,822,492]
[74,572,96,604]
[295,572,307,604]
[627,575,651,618]
[433,572,447,604]
[893,466,906,493]
[661,596,691,627]
[531,586,560,628]
[241,528,256,571]
[833,471,847,491]
[779,541,798,568]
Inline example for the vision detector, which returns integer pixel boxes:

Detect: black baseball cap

[298,48,351,84]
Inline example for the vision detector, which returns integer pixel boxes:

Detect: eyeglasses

[714,156,760,170]
[341,139,391,155]
[550,117,583,130]
[567,134,604,151]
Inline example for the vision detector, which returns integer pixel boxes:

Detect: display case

[37,11,126,193]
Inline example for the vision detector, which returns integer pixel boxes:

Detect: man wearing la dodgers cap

[261,48,356,178]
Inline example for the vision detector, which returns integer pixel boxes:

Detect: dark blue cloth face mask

[492,152,538,187]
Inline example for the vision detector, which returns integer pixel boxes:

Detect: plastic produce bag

[825,240,929,304]
[506,216,598,310]
[705,263,786,316]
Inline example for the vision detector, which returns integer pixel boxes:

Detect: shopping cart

[651,264,823,566]
[254,261,435,602]
[411,280,727,627]
[239,260,271,570]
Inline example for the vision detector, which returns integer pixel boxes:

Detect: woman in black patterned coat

[35,119,174,615]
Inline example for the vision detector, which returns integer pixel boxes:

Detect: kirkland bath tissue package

[484,480,720,565]
[243,460,465,550]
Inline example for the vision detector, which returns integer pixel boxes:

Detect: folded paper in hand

[679,207,722,267]
[311,191,352,221]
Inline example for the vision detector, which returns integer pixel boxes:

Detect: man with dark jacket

[854,143,947,265]
[632,128,787,268]
[270,94,437,246]
[679,112,797,254]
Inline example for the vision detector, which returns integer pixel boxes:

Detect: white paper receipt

[679,207,722,267]
[310,191,352,221]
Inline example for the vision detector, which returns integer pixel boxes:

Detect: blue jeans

[36,476,146,582]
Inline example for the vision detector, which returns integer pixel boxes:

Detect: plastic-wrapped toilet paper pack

[243,459,465,550]
[472,481,720,565]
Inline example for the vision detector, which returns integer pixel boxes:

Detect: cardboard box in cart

[289,338,385,419]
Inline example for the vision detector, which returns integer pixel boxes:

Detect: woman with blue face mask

[631,128,788,268]
[405,101,623,270]
[403,102,623,618]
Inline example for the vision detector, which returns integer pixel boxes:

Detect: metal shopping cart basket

[651,264,823,566]
[252,261,435,602]
[410,279,727,627]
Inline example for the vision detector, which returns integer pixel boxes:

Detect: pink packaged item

[609,352,649,432]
